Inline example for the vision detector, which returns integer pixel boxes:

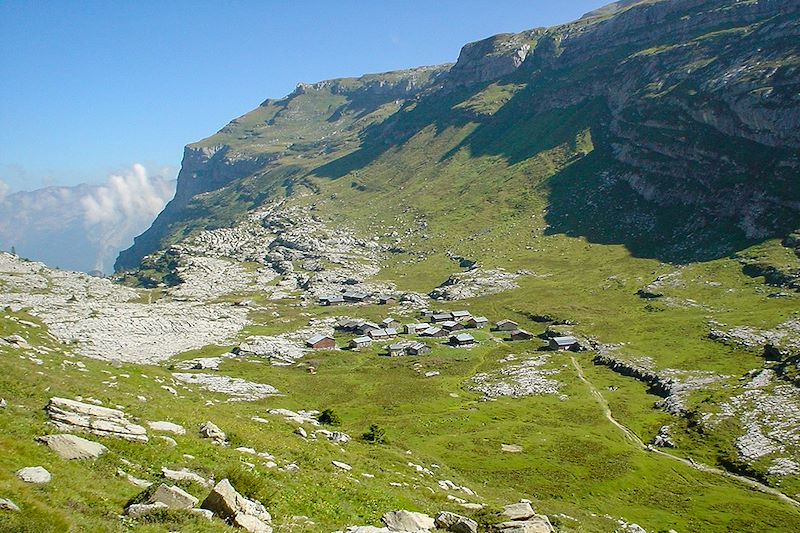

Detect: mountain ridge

[117,0,800,272]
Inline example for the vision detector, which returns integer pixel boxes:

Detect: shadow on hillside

[312,73,797,265]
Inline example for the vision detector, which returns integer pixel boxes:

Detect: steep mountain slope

[118,0,800,271]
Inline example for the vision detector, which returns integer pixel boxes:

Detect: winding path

[570,356,800,508]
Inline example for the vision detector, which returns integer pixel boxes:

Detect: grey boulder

[435,511,478,533]
[382,510,435,532]
[201,478,272,532]
[16,466,52,484]
[36,434,107,460]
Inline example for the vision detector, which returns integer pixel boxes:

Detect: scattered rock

[0,498,20,512]
[0,398,7,408]
[45,397,148,442]
[16,466,51,484]
[126,502,169,517]
[472,356,561,398]
[161,466,212,487]
[493,517,554,533]
[201,479,272,531]
[332,460,352,471]
[191,508,215,520]
[148,421,186,435]
[381,510,435,532]
[435,511,478,533]
[501,444,523,453]
[502,502,535,521]
[159,435,178,447]
[37,433,107,460]
[117,468,151,489]
[148,483,199,509]
[295,427,308,438]
[233,512,274,532]
[172,373,279,402]
[199,421,227,445]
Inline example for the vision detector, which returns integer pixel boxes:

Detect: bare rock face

[45,397,148,442]
[36,434,107,460]
[201,478,272,532]
[381,510,436,532]
[16,466,52,484]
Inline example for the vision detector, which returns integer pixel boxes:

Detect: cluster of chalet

[319,292,397,307]
[305,308,580,354]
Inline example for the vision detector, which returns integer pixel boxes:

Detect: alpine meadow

[2,1,800,532]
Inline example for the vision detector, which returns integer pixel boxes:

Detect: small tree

[362,423,387,444]
[317,408,341,426]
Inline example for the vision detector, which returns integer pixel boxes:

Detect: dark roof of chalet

[452,310,471,317]
[452,333,476,343]
[307,334,333,345]
[351,336,372,344]
[359,321,380,330]
[441,320,459,328]
[470,316,489,322]
[432,313,453,320]
[408,342,428,351]
[511,329,533,336]
[552,336,578,345]
[382,317,399,324]
[388,343,407,351]
[421,327,443,335]
[496,319,519,326]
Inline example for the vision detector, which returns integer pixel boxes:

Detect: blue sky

[0,0,610,192]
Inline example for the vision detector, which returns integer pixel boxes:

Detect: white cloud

[81,163,175,271]
[0,179,9,201]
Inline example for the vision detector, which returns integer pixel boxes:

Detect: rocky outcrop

[201,479,273,532]
[445,32,538,87]
[435,511,478,533]
[45,397,148,442]
[472,355,562,398]
[171,373,279,401]
[199,421,228,445]
[381,510,436,532]
[429,268,526,300]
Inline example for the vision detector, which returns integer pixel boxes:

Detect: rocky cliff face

[117,0,800,271]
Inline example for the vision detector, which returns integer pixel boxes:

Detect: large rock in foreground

[46,397,148,442]
[381,510,436,532]
[201,478,272,532]
[36,434,107,460]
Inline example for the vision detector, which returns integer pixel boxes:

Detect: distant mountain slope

[117,0,800,271]
[1,167,174,273]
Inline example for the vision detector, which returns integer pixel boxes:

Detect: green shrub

[317,408,342,426]
[362,423,387,444]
